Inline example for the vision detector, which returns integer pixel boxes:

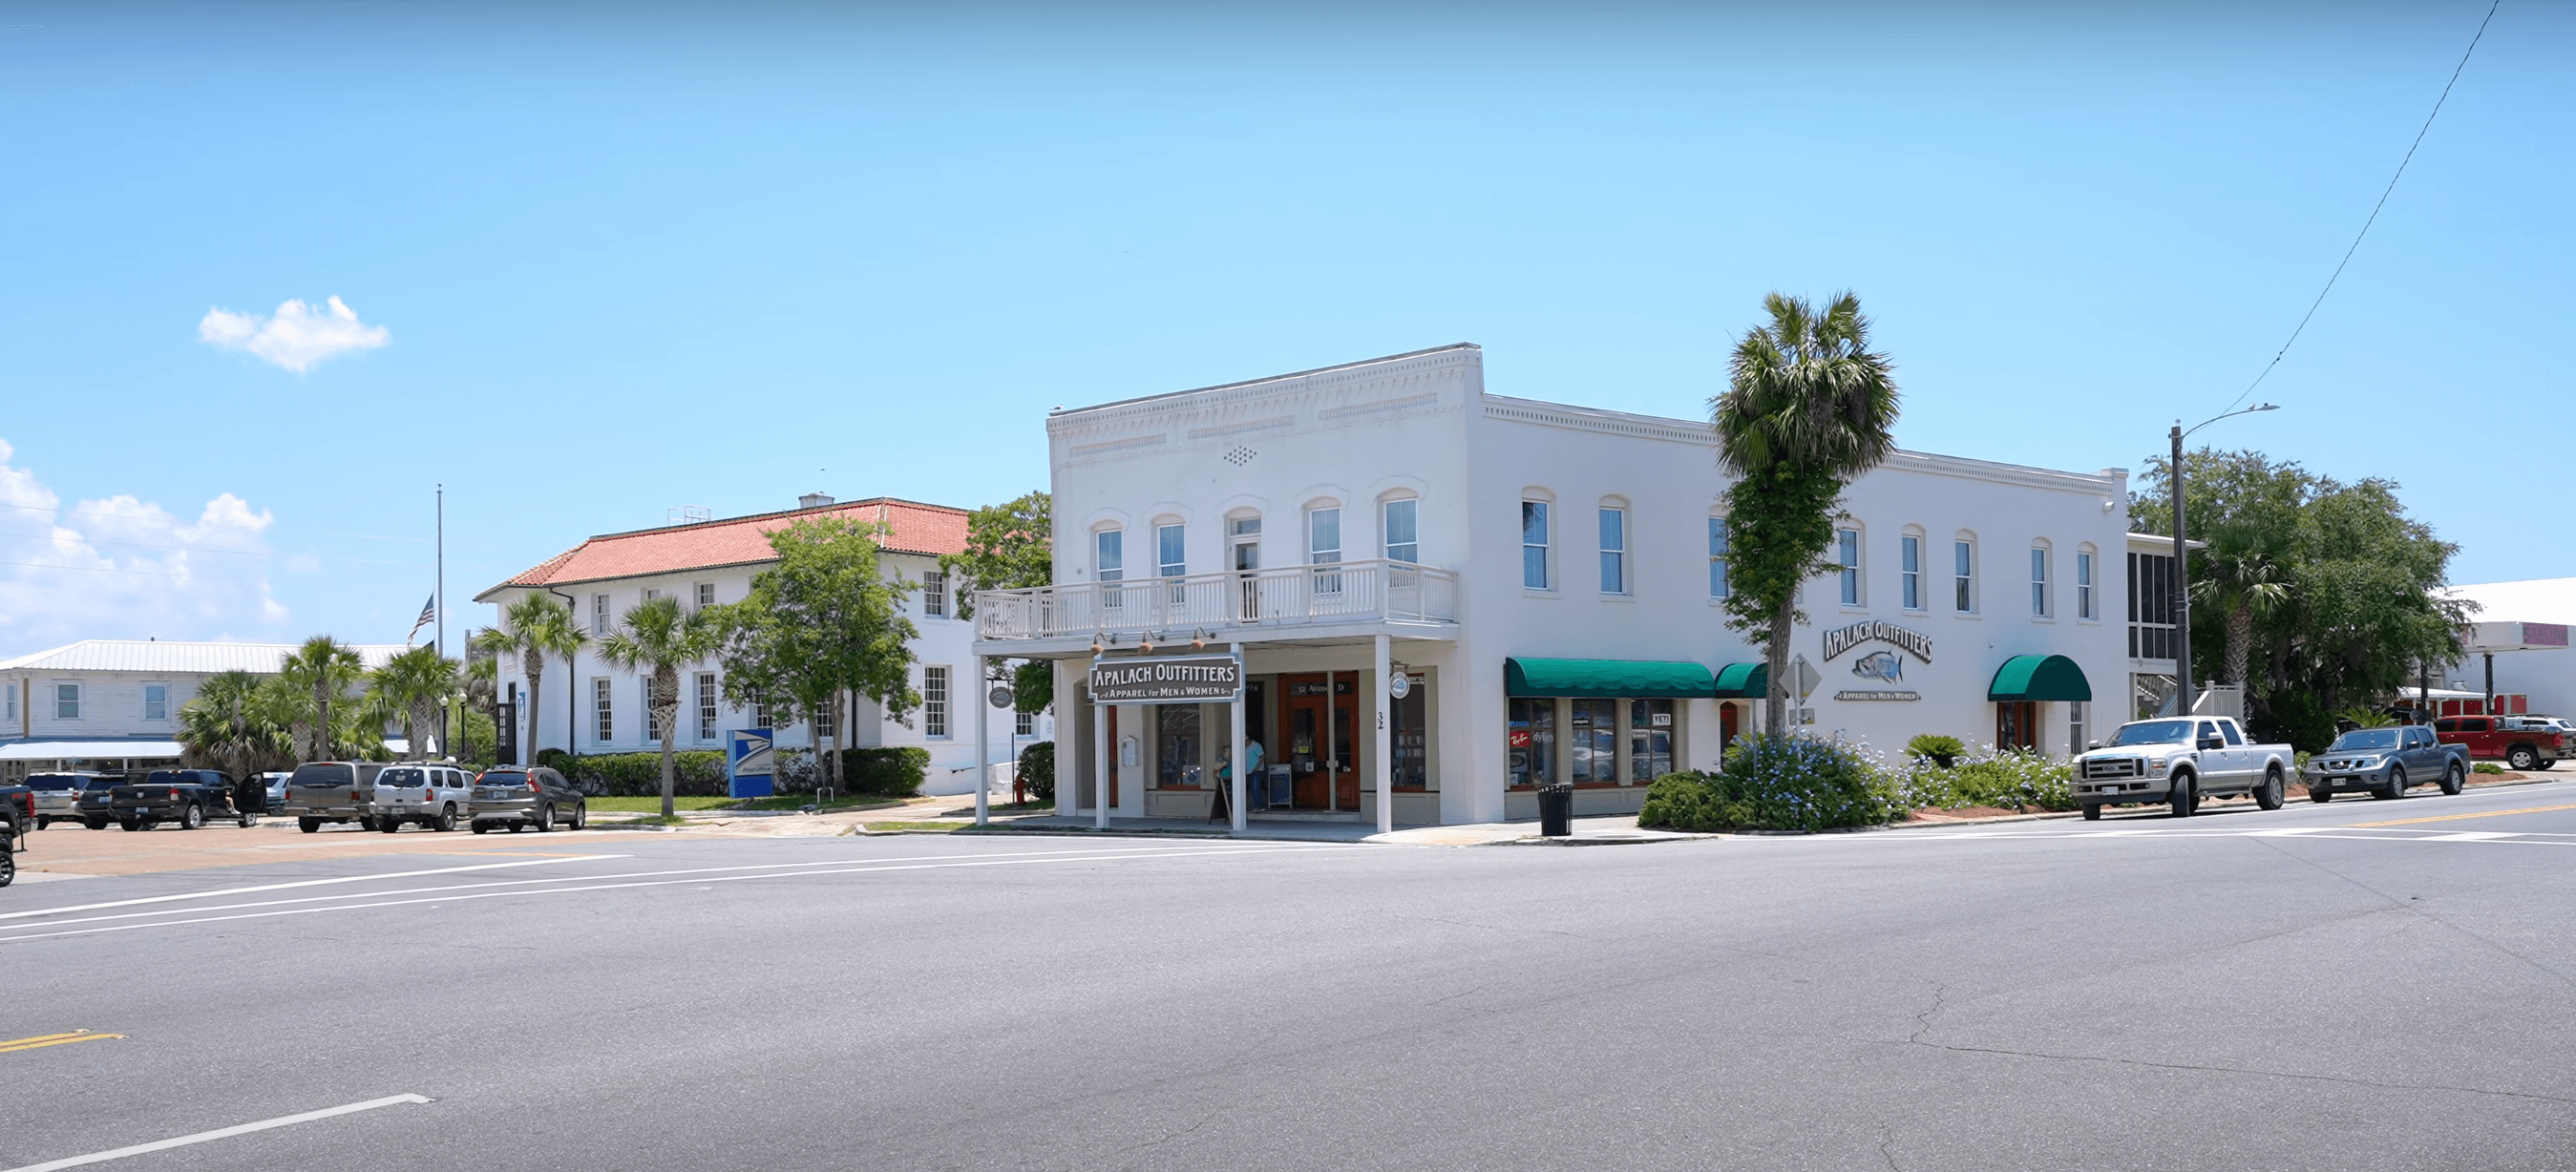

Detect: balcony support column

[1230,642,1248,835]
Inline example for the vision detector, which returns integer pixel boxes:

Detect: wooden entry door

[1279,673,1358,809]
[1995,701,2037,752]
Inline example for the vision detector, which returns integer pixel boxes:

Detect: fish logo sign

[1851,650,1905,682]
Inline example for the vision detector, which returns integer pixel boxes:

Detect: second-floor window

[1954,540,1976,613]
[1598,508,1627,595]
[1901,534,1922,610]
[592,594,611,636]
[1708,516,1730,598]
[922,571,947,617]
[3,682,13,722]
[55,683,79,720]
[1522,501,1551,590]
[1383,499,1418,564]
[1836,528,1860,605]
[2030,546,2051,617]
[143,683,169,721]
[2077,551,2097,620]
[1096,530,1124,608]
[1309,507,1341,594]
[1157,524,1186,580]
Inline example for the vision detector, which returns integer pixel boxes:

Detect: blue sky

[0,1,2564,657]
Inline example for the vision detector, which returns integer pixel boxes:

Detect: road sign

[1790,655,1822,702]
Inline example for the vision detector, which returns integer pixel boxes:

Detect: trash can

[1537,782,1574,838]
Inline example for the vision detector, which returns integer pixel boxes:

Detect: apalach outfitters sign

[1087,655,1245,703]
[1821,619,1934,663]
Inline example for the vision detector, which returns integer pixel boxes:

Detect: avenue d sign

[1087,655,1245,703]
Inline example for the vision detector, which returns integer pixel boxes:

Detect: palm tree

[480,595,587,766]
[177,670,294,779]
[596,596,723,818]
[1712,292,1901,735]
[370,645,459,760]
[2193,544,2291,691]
[277,636,364,762]
[460,653,499,762]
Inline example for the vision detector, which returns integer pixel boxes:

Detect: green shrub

[836,746,930,797]
[1942,749,2075,811]
[1904,734,1965,766]
[553,751,730,797]
[2474,762,2504,775]
[1636,734,1901,833]
[1017,741,1056,803]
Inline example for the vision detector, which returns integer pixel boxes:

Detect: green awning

[1988,654,2093,701]
[1710,661,1769,699]
[1504,658,1717,699]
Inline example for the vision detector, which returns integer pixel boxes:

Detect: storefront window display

[1629,699,1674,782]
[1157,704,1203,788]
[1508,698,1554,788]
[1570,699,1617,784]
[1391,675,1428,789]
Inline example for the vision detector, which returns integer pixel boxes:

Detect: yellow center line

[2347,802,2576,828]
[0,1030,124,1054]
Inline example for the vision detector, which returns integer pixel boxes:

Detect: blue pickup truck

[2300,724,2468,802]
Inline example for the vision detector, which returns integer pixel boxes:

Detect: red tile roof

[477,497,970,599]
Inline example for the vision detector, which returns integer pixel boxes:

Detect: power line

[2221,0,2500,414]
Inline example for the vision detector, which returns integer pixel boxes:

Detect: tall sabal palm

[597,596,724,818]
[177,670,293,779]
[371,645,460,760]
[2193,545,2291,690]
[480,595,587,766]
[1713,292,1901,735]
[277,636,364,762]
[460,654,498,761]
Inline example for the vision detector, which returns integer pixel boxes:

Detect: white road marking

[2,844,1351,934]
[0,845,1364,945]
[0,856,627,923]
[2418,830,2519,842]
[1,1093,431,1171]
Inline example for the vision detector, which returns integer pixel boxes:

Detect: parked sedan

[469,766,585,833]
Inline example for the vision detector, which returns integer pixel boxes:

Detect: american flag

[406,595,436,644]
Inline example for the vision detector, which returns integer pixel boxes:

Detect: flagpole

[436,484,446,759]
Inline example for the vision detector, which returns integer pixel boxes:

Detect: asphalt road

[5,778,2574,1171]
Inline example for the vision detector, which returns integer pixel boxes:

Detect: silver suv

[469,766,586,833]
[373,764,475,832]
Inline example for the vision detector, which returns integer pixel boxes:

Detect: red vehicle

[2432,715,2564,772]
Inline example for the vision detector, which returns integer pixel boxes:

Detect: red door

[1278,674,1357,809]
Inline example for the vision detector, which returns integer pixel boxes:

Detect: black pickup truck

[1,783,29,887]
[107,769,258,830]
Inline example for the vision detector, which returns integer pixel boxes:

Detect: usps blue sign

[728,728,776,799]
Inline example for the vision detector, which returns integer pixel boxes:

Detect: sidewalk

[973,811,1716,847]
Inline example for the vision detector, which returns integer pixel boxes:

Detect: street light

[2168,403,2280,719]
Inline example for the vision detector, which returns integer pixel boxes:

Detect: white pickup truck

[2073,716,2294,821]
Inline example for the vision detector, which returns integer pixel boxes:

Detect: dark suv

[470,766,586,833]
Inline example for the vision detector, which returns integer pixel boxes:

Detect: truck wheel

[2080,805,2102,822]
[2255,768,2286,811]
[2169,775,2197,818]
[2440,764,2465,796]
[299,817,320,834]
[0,845,12,888]
[180,804,204,831]
[2508,745,2539,771]
[433,805,457,832]
[2375,765,2408,800]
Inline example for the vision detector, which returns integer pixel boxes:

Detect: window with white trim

[54,682,79,720]
[4,681,13,722]
[1157,522,1187,604]
[643,677,663,742]
[923,665,950,739]
[695,581,716,610]
[1598,507,1627,595]
[1308,507,1342,594]
[1953,538,1976,614]
[2030,543,2052,617]
[1383,498,1418,564]
[592,594,611,636]
[1901,533,1923,611]
[593,678,614,743]
[1096,529,1124,609]
[1836,527,1861,606]
[1522,500,1551,590]
[749,689,772,731]
[813,698,835,739]
[1707,515,1730,598]
[2076,550,2097,620]
[922,571,947,617]
[143,683,170,722]
[696,672,719,742]
[1016,709,1035,737]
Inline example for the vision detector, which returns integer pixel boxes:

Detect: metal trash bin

[1537,782,1574,838]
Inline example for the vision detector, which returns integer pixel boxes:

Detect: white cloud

[198,295,391,372]
[0,437,290,649]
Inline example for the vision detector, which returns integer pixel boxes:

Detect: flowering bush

[1638,733,1902,832]
[1883,744,2074,812]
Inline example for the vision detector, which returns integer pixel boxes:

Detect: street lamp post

[2168,404,2280,719]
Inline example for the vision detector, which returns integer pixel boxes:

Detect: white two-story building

[973,344,2182,827]
[476,495,1044,794]
[0,639,410,780]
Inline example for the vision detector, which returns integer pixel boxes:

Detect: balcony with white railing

[973,558,1458,649]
